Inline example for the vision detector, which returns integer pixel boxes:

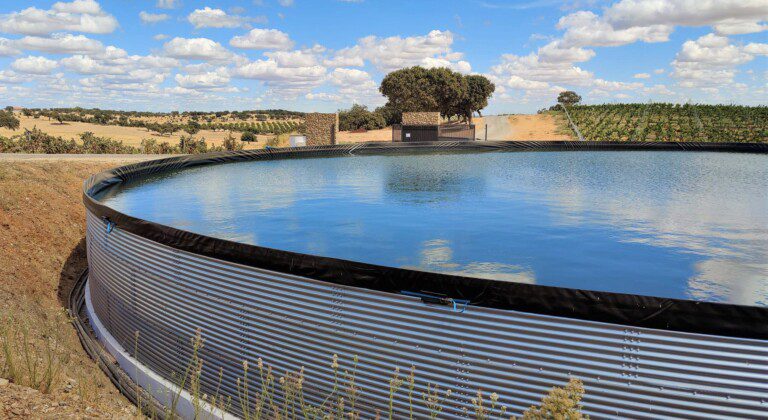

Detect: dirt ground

[336,128,392,143]
[337,113,574,143]
[0,115,268,149]
[506,113,573,140]
[0,156,156,418]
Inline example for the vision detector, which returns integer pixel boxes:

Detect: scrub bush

[223,132,244,151]
[80,132,135,154]
[241,131,256,142]
[179,135,209,154]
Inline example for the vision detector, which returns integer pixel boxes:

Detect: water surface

[98,151,768,306]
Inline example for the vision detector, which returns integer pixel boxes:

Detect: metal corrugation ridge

[103,225,758,396]
[85,211,768,419]
[85,213,768,420]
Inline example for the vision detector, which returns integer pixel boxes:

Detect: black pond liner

[83,140,768,340]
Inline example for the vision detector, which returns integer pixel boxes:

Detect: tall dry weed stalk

[121,328,588,420]
[1,315,62,393]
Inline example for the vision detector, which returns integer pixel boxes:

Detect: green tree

[241,131,255,142]
[184,121,201,135]
[379,66,494,121]
[339,104,386,131]
[160,122,178,136]
[459,75,495,122]
[379,66,440,113]
[50,111,64,124]
[426,66,468,118]
[0,110,20,130]
[374,104,402,126]
[557,91,582,106]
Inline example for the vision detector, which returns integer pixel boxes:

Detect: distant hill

[563,103,767,143]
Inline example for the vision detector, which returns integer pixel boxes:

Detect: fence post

[559,103,585,141]
[485,124,488,141]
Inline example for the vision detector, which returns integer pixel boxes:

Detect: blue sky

[0,0,765,113]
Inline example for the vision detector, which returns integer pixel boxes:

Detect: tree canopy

[0,110,20,130]
[338,104,386,131]
[459,75,496,120]
[557,90,582,106]
[379,66,494,122]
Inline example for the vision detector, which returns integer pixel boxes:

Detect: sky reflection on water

[99,151,768,306]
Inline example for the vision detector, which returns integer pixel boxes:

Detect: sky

[0,0,765,114]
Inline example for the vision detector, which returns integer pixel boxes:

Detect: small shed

[395,112,475,142]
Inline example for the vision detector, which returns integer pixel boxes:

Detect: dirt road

[474,113,573,141]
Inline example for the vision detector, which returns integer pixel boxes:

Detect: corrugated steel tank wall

[85,210,768,419]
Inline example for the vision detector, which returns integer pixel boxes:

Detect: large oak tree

[379,66,494,123]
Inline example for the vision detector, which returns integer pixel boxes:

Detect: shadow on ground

[57,237,87,307]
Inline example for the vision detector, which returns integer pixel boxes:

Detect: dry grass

[0,157,152,418]
[507,113,574,141]
[0,115,267,149]
[336,128,392,144]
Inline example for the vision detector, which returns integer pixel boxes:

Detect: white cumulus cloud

[187,7,266,29]
[326,30,469,73]
[156,0,180,9]
[557,11,672,47]
[0,0,118,35]
[0,38,21,56]
[139,11,169,24]
[604,0,768,35]
[16,33,104,54]
[229,28,294,50]
[163,37,234,61]
[11,55,58,74]
[175,68,230,89]
[671,33,768,88]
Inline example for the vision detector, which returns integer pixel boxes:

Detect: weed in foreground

[137,328,588,420]
[1,315,62,393]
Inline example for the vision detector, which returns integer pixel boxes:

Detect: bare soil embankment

[0,156,158,418]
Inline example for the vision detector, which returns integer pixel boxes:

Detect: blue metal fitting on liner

[102,217,115,234]
[401,290,469,313]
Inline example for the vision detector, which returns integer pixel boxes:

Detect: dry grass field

[507,113,573,140]
[0,115,271,149]
[0,156,154,418]
[336,128,392,143]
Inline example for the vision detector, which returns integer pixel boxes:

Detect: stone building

[401,112,441,126]
[304,113,338,146]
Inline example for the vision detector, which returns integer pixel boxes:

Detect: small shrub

[0,110,20,130]
[80,132,134,154]
[264,133,289,148]
[179,135,208,154]
[518,378,587,420]
[241,131,256,142]
[223,132,244,151]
